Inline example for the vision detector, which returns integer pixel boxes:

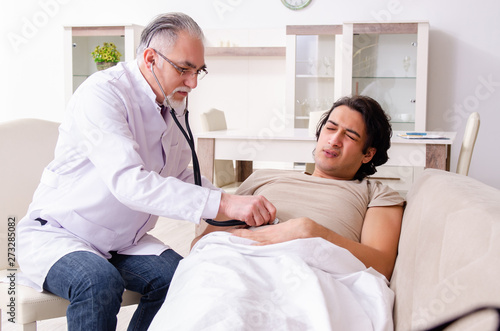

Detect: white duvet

[149,232,394,331]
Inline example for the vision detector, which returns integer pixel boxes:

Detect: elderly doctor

[16,12,276,331]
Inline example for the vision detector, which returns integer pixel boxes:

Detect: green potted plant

[91,42,122,71]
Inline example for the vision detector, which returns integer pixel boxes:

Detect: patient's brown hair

[315,95,392,180]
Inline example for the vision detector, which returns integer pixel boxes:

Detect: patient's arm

[231,205,403,280]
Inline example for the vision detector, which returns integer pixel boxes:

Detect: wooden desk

[196,129,456,183]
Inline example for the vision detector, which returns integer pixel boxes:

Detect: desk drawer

[368,165,417,195]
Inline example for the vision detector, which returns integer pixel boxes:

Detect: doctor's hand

[215,193,277,227]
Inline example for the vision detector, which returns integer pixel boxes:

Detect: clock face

[281,0,312,10]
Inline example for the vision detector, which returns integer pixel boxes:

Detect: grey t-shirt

[236,169,405,242]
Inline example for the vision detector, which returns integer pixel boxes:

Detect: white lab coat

[16,60,221,291]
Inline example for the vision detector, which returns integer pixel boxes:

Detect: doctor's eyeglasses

[151,48,208,80]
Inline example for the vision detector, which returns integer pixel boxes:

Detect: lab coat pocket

[40,168,60,188]
[160,139,183,176]
[62,210,119,254]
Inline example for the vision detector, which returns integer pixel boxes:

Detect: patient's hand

[231,217,320,245]
[190,223,248,249]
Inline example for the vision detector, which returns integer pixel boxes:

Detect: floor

[1,218,195,331]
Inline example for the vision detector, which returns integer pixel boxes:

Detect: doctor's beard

[167,87,192,113]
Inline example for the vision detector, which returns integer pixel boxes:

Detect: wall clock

[281,0,312,10]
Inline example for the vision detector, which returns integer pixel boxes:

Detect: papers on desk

[398,133,449,140]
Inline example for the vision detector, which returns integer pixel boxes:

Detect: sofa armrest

[391,169,500,331]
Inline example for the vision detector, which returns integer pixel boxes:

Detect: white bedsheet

[149,232,394,331]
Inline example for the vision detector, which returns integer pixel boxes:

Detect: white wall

[1,0,499,189]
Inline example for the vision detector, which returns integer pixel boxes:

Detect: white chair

[305,110,326,175]
[200,109,242,194]
[456,112,480,176]
[0,118,141,331]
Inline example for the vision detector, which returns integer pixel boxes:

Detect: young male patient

[149,95,405,331]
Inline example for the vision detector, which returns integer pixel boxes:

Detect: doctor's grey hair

[136,12,205,57]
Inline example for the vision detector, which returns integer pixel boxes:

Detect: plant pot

[96,62,117,71]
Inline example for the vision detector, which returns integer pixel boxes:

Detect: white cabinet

[367,165,421,198]
[346,22,430,195]
[63,24,143,103]
[286,22,429,132]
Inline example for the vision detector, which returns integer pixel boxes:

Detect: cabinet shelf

[296,75,334,79]
[392,120,415,124]
[353,76,416,79]
[205,46,286,57]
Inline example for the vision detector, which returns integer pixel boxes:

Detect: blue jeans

[43,250,182,331]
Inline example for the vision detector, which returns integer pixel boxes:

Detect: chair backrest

[0,118,60,269]
[456,112,480,176]
[200,108,228,132]
[308,110,325,137]
[305,111,325,174]
[200,109,235,187]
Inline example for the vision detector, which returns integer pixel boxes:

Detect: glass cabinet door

[72,34,125,93]
[344,22,429,131]
[63,25,143,104]
[286,25,343,129]
[294,34,336,128]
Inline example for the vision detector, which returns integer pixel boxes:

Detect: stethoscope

[150,61,246,227]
